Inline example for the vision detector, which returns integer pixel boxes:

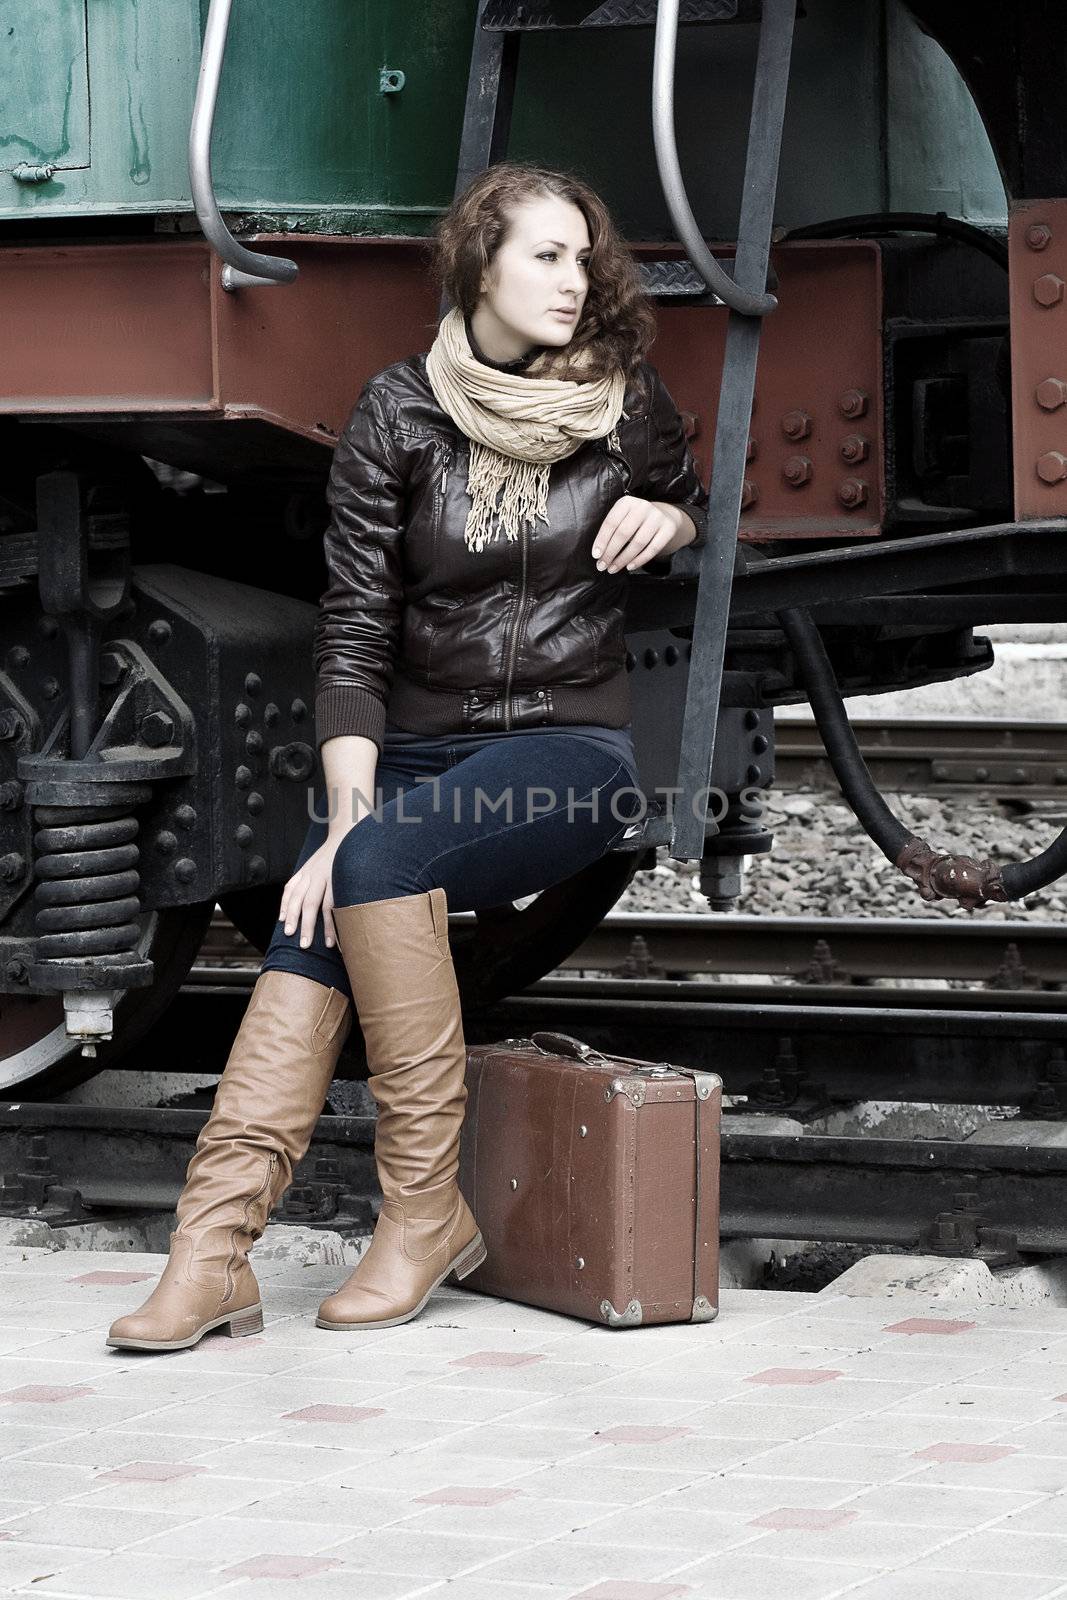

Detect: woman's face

[475,194,591,359]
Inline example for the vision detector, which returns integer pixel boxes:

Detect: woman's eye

[539,253,590,266]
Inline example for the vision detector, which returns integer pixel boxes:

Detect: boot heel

[226,1303,264,1336]
[450,1233,487,1282]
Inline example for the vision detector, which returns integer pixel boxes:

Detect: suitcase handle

[528,1031,674,1076]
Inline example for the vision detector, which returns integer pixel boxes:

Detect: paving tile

[470,1536,707,1588]
[22,1549,223,1597]
[741,1515,963,1566]
[67,1473,280,1516]
[902,1454,1067,1493]
[324,1526,525,1576]
[1,1502,188,1550]
[0,1463,100,1505]
[839,1482,1048,1528]
[11,1431,211,1469]
[659,1551,884,1597]
[924,1529,1067,1576]
[843,1571,1067,1599]
[123,1514,352,1562]
[205,1572,424,1600]
[0,1540,103,1589]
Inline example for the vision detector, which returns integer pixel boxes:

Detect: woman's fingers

[323,887,337,949]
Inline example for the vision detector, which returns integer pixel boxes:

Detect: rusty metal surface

[0,237,439,451]
[642,241,884,542]
[1010,199,1067,522]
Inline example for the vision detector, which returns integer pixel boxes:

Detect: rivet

[579,1124,588,1137]
[1037,452,1067,484]
[173,857,197,884]
[36,616,58,639]
[244,672,262,696]
[234,824,253,848]
[148,619,172,646]
[1034,274,1065,308]
[235,765,253,790]
[576,1257,585,1270]
[247,791,265,815]
[745,436,757,461]
[1036,378,1067,411]
[7,646,29,669]
[783,455,812,487]
[781,410,811,441]
[510,1177,518,1190]
[752,733,769,754]
[744,709,760,730]
[174,804,197,830]
[41,676,60,700]
[291,698,307,721]
[741,479,758,510]
[245,730,264,754]
[154,830,178,856]
[235,703,252,728]
[264,702,280,727]
[248,854,267,882]
[839,389,869,419]
[747,763,761,783]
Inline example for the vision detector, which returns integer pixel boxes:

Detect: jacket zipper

[502,523,528,730]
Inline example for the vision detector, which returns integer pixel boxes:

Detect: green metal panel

[208,0,479,233]
[0,0,89,174]
[0,0,1005,233]
[0,0,202,216]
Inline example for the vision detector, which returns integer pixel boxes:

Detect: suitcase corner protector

[599,1297,643,1328]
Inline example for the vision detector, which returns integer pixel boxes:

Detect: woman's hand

[591,496,697,572]
[278,836,343,950]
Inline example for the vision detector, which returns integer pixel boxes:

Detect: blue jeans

[260,731,645,1001]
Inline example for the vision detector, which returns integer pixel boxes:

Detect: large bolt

[139,711,175,747]
[741,479,759,510]
[1036,378,1067,411]
[1034,274,1065,307]
[841,434,870,463]
[0,852,25,884]
[99,651,126,687]
[1037,452,1067,483]
[781,410,811,441]
[1026,223,1052,251]
[838,477,869,509]
[839,389,869,419]
[783,455,813,487]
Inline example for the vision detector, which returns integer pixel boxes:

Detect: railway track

[775,717,1067,801]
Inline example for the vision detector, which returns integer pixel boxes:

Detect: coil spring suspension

[32,803,142,965]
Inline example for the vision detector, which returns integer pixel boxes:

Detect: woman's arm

[591,362,709,573]
[313,382,407,756]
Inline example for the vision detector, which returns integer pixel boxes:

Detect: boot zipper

[502,522,528,730]
[225,1151,277,1303]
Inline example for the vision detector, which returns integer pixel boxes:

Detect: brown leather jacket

[313,352,709,754]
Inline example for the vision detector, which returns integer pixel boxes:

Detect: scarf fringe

[425,306,627,555]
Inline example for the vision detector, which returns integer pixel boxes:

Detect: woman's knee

[330,820,424,908]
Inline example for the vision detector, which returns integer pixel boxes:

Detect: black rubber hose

[775,607,911,863]
[782,211,1009,272]
[776,606,1067,906]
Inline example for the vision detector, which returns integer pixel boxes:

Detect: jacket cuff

[315,684,386,755]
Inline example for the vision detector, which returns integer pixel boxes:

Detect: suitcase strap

[524,1031,717,1321]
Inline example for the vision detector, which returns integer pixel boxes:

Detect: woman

[107,160,708,1352]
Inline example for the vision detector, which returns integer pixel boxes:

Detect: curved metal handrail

[651,0,777,317]
[189,0,299,291]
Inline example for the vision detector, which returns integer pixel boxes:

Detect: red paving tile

[595,1426,696,1445]
[744,1368,844,1385]
[415,1485,521,1506]
[281,1403,387,1424]
[883,1318,978,1335]
[912,1442,1021,1463]
[749,1507,861,1531]
[0,1384,96,1403]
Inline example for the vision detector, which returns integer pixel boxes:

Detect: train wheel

[219,851,644,1010]
[0,901,215,1099]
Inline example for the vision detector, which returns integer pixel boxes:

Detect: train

[2,0,1063,1094]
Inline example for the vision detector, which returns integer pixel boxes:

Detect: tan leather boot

[107,969,351,1351]
[316,887,485,1331]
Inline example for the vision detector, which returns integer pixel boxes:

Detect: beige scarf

[425,305,627,554]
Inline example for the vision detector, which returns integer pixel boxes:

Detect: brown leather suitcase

[457,1030,721,1328]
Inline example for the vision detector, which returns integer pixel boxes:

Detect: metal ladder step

[481,1,753,31]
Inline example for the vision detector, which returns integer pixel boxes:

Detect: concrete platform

[2,1242,1067,1600]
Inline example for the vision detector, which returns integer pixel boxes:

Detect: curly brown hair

[428,161,656,386]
